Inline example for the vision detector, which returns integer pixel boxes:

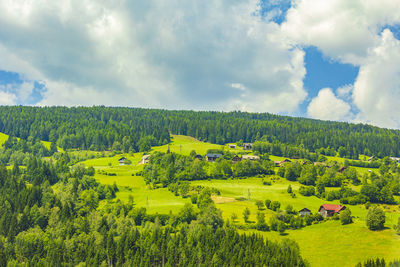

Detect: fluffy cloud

[0,0,307,112]
[353,30,400,128]
[307,88,352,121]
[284,0,400,128]
[0,90,16,105]
[282,0,400,64]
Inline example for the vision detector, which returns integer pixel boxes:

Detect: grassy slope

[77,134,400,266]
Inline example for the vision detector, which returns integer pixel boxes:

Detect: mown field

[77,134,399,267]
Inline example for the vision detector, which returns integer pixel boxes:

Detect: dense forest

[0,106,400,157]
[0,154,307,266]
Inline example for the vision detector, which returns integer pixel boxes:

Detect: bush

[299,186,315,196]
[340,209,353,225]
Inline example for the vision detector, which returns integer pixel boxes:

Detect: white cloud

[0,0,308,113]
[307,88,352,121]
[353,30,400,128]
[282,0,400,64]
[0,90,16,105]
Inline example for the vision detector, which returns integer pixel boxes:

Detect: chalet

[299,208,311,217]
[368,156,375,161]
[338,166,347,173]
[140,155,151,164]
[242,155,260,161]
[232,155,241,163]
[318,204,346,218]
[206,153,222,162]
[243,143,253,150]
[228,144,237,149]
[118,157,127,166]
[194,154,203,161]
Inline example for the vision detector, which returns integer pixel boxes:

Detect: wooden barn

[232,155,241,163]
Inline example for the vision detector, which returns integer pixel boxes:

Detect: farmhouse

[194,154,203,160]
[118,157,127,166]
[228,144,236,149]
[318,204,346,218]
[243,143,253,150]
[242,155,260,161]
[299,208,311,217]
[140,155,151,164]
[206,153,222,162]
[232,155,241,163]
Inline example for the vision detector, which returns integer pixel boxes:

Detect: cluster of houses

[196,153,261,163]
[299,204,346,218]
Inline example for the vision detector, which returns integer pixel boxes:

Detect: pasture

[76,134,400,267]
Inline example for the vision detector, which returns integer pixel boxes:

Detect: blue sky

[1,0,400,128]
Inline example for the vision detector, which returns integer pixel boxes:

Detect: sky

[1,0,400,129]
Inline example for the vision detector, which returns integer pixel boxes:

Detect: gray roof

[206,153,222,158]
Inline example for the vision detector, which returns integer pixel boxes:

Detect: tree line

[0,106,400,157]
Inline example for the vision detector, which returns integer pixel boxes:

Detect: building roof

[118,157,126,161]
[206,153,222,158]
[319,204,345,213]
[299,208,311,212]
[141,155,151,160]
[242,155,260,160]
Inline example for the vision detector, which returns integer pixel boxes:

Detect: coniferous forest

[0,106,400,158]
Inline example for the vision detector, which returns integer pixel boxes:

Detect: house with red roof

[318,204,346,218]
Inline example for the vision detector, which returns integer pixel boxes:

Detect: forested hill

[0,106,399,157]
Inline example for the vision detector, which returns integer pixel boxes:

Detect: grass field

[76,134,400,267]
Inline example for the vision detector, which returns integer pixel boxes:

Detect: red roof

[320,204,345,213]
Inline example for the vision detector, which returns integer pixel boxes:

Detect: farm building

[232,155,241,163]
[368,156,375,161]
[299,208,311,217]
[140,155,151,164]
[228,144,236,149]
[243,143,253,150]
[338,166,347,173]
[318,204,346,218]
[275,159,291,166]
[206,153,222,162]
[118,157,127,165]
[194,154,203,160]
[242,155,260,161]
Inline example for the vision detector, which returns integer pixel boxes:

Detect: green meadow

[76,134,400,267]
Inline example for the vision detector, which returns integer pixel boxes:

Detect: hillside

[0,106,399,158]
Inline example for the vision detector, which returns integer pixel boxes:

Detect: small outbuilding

[118,157,127,166]
[228,144,237,149]
[299,208,312,217]
[243,143,253,150]
[318,204,346,218]
[232,155,241,163]
[194,154,203,161]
